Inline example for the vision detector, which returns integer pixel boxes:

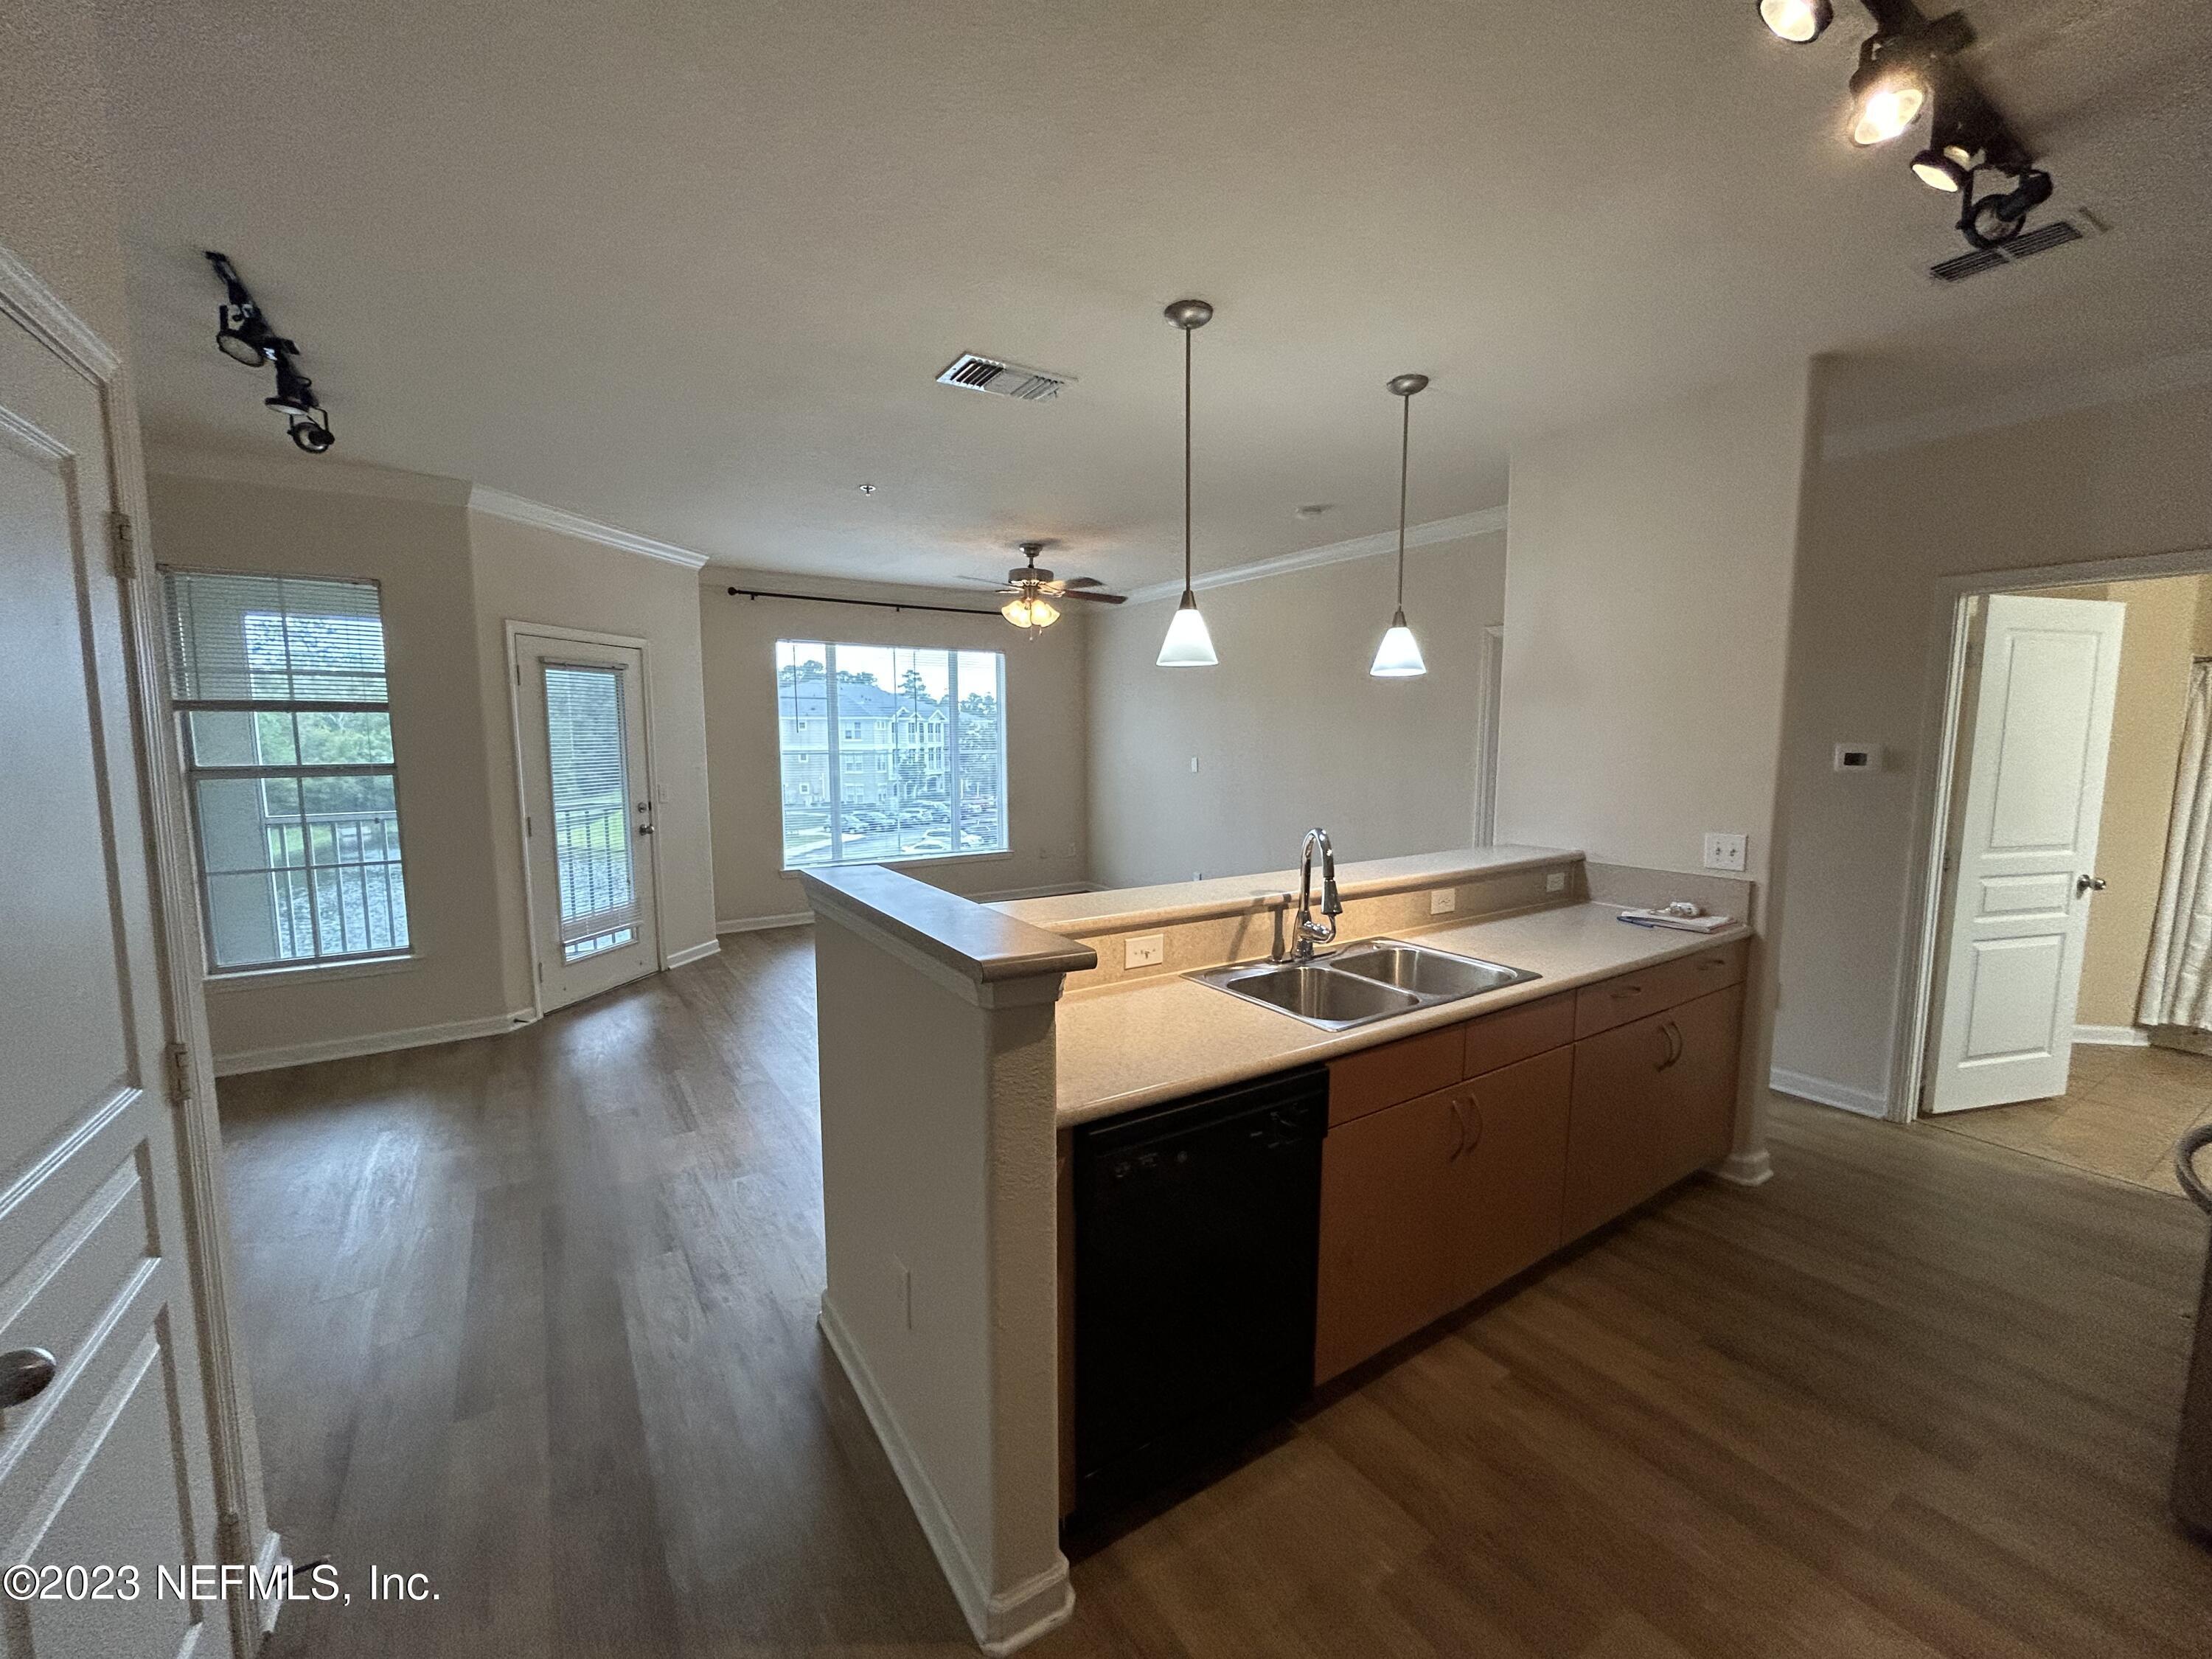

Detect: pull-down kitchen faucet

[1278,827,1341,963]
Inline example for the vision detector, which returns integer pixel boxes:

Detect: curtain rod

[724,585,1000,619]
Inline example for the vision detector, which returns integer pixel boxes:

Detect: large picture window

[776,640,1008,869]
[163,569,409,970]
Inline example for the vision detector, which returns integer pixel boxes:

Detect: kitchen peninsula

[801,845,1760,1655]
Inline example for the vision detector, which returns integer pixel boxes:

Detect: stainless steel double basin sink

[1187,939,1539,1031]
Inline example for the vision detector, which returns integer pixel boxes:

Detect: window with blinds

[162,569,410,970]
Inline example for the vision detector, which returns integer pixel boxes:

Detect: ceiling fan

[966,541,1126,633]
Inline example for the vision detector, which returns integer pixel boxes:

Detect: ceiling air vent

[935,352,1074,402]
[1928,212,2098,283]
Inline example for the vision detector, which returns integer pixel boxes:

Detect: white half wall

[1085,529,1507,889]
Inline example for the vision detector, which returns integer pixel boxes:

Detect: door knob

[2077,874,2107,896]
[1,1347,57,1408]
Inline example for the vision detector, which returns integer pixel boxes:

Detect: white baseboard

[1770,1066,1889,1119]
[664,938,722,970]
[716,911,814,935]
[212,1009,537,1077]
[1712,1148,1774,1187]
[253,1530,288,1636]
[2075,1023,2151,1047]
[816,1294,1073,1655]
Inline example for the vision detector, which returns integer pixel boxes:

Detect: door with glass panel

[514,633,659,1010]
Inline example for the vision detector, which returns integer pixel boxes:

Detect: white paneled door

[513,633,661,1012]
[0,319,237,1656]
[1928,593,2126,1114]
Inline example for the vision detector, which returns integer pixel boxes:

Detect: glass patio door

[514,633,659,1010]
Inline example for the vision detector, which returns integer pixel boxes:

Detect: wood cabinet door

[1657,984,1746,1182]
[1562,1006,1679,1237]
[1451,1046,1574,1304]
[1315,1088,1464,1382]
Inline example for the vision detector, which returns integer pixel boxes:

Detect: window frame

[773,639,1012,873]
[161,564,417,977]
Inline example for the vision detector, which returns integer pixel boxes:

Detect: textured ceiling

[98,0,2212,585]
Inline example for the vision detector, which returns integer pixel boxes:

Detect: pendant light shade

[1157,299,1218,668]
[1158,592,1217,667]
[1371,372,1430,681]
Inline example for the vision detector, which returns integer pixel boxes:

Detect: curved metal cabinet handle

[1,1347,58,1409]
[1447,1095,1469,1161]
[1461,1091,1484,1158]
[1654,1021,1683,1071]
[2179,1121,2212,1217]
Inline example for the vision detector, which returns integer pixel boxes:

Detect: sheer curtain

[2140,661,2212,1045]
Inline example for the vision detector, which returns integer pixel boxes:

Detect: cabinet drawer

[1461,990,1574,1079]
[1572,939,1745,1039]
[1328,1023,1462,1127]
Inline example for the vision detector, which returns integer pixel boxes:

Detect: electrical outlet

[1430,888,1455,916]
[1703,832,1747,873]
[1124,933,1166,970]
[1545,870,1566,894]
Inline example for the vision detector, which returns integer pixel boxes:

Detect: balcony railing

[259,807,407,960]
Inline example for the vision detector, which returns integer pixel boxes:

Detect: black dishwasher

[1071,1065,1329,1522]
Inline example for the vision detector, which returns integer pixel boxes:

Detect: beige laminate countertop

[1054,901,1752,1125]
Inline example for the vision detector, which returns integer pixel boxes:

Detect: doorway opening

[1909,567,2212,1194]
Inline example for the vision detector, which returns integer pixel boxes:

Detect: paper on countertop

[1617,908,1736,934]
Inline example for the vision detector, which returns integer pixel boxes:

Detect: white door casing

[512,630,661,1012]
[0,316,238,1658]
[1927,593,2126,1114]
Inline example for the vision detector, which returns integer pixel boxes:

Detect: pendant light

[1369,373,1430,679]
[1156,298,1218,667]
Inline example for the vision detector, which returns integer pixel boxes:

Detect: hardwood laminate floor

[220,928,2212,1659]
[1924,1042,2212,1197]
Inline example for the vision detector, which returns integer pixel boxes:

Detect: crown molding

[144,442,472,505]
[0,243,119,383]
[469,487,709,569]
[1123,507,1509,605]
[1823,343,2212,463]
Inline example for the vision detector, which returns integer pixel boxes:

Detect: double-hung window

[163,569,409,970]
[775,639,1008,869]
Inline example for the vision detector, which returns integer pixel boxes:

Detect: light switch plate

[1124,933,1166,970]
[1430,888,1455,915]
[1703,832,1747,873]
[1833,742,1882,773]
[1545,871,1566,894]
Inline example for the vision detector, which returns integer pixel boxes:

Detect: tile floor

[1927,1040,2212,1196]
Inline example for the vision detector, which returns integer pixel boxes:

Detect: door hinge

[525,813,533,838]
[163,1040,191,1107]
[108,510,138,580]
[514,661,522,686]
[536,961,544,983]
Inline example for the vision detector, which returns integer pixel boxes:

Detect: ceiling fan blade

[1057,588,1126,605]
[1061,576,1105,588]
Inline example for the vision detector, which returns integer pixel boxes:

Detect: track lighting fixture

[203,250,338,454]
[1756,4,2051,254]
[1156,299,1218,669]
[1758,0,1833,43]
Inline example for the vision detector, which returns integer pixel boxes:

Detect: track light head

[1848,41,1927,147]
[264,358,319,417]
[1959,164,2054,249]
[215,306,280,365]
[1910,144,1976,191]
[286,413,336,454]
[1757,0,1832,44]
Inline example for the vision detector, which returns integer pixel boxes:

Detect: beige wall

[1995,577,2198,1033]
[1497,369,1812,905]
[0,0,131,351]
[700,571,1090,927]
[1497,365,1815,1167]
[150,469,521,1064]
[469,510,718,1004]
[1770,382,2212,1104]
[1085,532,1508,889]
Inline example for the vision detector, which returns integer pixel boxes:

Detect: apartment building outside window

[774,639,1008,869]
